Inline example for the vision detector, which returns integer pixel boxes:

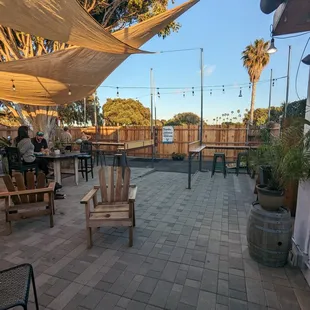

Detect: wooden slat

[26,172,36,203]
[8,209,50,221]
[80,188,98,204]
[2,175,21,205]
[8,201,48,211]
[90,212,130,220]
[98,168,108,202]
[128,185,137,202]
[36,173,46,202]
[14,173,28,203]
[108,166,114,202]
[93,204,129,213]
[88,219,131,228]
[115,167,122,201]
[122,167,130,201]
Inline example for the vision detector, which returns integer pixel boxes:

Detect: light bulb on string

[157,88,160,99]
[249,83,251,90]
[116,87,119,97]
[68,85,72,96]
[239,88,242,97]
[272,79,275,87]
[222,85,225,94]
[210,89,212,96]
[11,79,16,91]
[183,91,185,98]
[192,87,195,96]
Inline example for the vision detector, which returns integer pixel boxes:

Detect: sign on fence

[162,126,174,144]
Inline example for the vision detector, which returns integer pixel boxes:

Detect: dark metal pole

[84,97,87,126]
[199,48,204,171]
[188,154,192,189]
[150,68,154,168]
[268,69,273,122]
[284,46,291,118]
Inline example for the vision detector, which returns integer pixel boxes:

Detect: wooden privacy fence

[0,125,254,159]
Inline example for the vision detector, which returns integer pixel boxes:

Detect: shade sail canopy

[0,0,147,54]
[0,0,199,106]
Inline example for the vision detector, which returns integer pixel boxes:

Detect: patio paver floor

[0,167,309,309]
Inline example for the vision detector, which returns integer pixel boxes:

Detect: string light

[192,87,195,96]
[68,85,72,96]
[222,85,225,94]
[11,79,16,91]
[183,91,185,98]
[272,79,275,87]
[210,89,212,96]
[249,83,251,90]
[116,87,119,97]
[157,88,160,99]
[239,88,242,97]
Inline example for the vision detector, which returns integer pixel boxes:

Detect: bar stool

[113,152,128,167]
[78,141,94,182]
[211,153,227,178]
[236,151,249,176]
[94,150,106,166]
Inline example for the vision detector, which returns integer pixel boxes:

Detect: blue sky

[97,0,310,122]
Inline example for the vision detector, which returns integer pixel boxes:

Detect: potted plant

[255,118,310,211]
[172,152,186,161]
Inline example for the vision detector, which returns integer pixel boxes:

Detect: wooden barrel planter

[247,202,293,267]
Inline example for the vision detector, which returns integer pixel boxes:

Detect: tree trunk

[250,81,257,124]
[4,101,58,142]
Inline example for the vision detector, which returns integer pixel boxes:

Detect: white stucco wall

[293,68,310,284]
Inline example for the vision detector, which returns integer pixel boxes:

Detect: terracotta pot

[256,185,284,211]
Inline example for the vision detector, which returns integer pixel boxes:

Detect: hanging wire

[295,36,310,100]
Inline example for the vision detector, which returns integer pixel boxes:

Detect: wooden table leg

[54,161,61,185]
[74,157,79,186]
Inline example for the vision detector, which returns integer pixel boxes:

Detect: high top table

[35,152,80,185]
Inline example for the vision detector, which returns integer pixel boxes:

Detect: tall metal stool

[113,152,128,167]
[0,263,39,310]
[94,150,106,166]
[211,153,227,178]
[78,141,94,182]
[236,151,249,176]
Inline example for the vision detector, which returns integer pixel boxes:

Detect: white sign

[163,126,174,144]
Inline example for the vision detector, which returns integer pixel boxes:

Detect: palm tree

[242,39,270,124]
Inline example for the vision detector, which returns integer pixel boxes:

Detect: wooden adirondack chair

[80,166,137,248]
[0,171,55,234]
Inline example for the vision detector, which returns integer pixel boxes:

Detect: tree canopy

[0,0,180,136]
[243,107,282,126]
[242,39,270,124]
[103,98,150,126]
[58,94,103,126]
[165,112,201,126]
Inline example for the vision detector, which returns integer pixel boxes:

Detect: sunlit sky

[96,0,310,122]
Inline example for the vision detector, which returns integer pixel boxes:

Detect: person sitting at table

[15,126,49,175]
[31,131,48,153]
[60,126,72,151]
[81,131,91,141]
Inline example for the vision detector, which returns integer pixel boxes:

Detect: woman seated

[14,126,49,175]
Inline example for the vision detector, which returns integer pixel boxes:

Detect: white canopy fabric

[0,0,199,106]
[0,0,146,54]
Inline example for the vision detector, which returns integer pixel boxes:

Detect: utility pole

[268,69,273,122]
[199,48,204,171]
[84,97,87,126]
[284,45,291,118]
